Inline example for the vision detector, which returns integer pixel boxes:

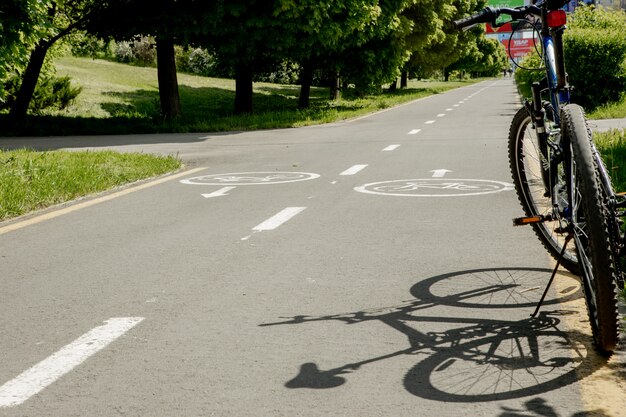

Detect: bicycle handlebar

[452,0,569,30]
[452,6,537,30]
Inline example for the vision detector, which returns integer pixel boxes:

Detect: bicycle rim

[564,104,619,354]
[509,107,579,273]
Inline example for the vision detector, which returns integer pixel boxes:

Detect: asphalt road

[1,78,624,416]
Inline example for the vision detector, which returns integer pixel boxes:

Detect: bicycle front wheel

[563,104,619,354]
[509,106,578,273]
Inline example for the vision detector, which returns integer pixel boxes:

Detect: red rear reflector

[547,10,567,27]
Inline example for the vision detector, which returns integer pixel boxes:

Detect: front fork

[527,80,564,217]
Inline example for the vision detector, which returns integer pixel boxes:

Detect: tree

[7,0,99,122]
[87,0,191,120]
[275,0,414,103]
[0,0,49,105]
[273,0,391,107]
[404,0,486,79]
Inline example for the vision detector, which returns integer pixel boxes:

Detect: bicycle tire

[563,104,619,354]
[508,106,579,273]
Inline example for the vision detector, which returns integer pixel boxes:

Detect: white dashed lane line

[382,145,401,152]
[252,207,307,232]
[425,120,435,125]
[408,129,421,135]
[340,165,368,176]
[0,318,144,408]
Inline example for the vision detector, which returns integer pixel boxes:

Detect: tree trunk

[8,41,50,123]
[444,67,450,82]
[298,60,314,109]
[400,71,408,89]
[329,73,341,100]
[156,37,182,120]
[235,62,253,114]
[388,78,398,92]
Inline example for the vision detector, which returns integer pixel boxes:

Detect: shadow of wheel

[404,327,589,402]
[410,267,581,309]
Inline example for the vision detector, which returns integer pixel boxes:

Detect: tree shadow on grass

[0,83,435,140]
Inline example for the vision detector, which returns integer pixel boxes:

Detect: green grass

[0,57,484,136]
[0,149,181,221]
[588,95,626,120]
[595,129,626,192]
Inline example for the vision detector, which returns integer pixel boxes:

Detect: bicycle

[453,0,623,354]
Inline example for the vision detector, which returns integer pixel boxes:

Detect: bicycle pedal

[513,215,552,226]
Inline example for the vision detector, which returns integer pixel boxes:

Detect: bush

[70,32,116,60]
[514,6,626,110]
[115,42,134,63]
[564,6,626,110]
[256,60,300,85]
[188,48,215,76]
[0,74,81,113]
[131,36,156,66]
[113,36,156,66]
[514,53,544,99]
[30,76,82,113]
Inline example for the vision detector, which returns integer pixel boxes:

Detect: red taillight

[547,10,567,27]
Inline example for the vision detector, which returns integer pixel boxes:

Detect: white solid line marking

[0,317,144,408]
[437,113,446,118]
[424,120,435,125]
[340,165,368,176]
[0,167,207,236]
[253,207,307,231]
[382,145,400,152]
[408,129,421,135]
[201,186,236,199]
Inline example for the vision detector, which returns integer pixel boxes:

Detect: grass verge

[595,129,626,192]
[588,95,626,120]
[0,149,181,222]
[0,57,485,136]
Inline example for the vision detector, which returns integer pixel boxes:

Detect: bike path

[0,78,624,416]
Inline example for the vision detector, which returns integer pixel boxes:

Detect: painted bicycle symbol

[180,172,320,185]
[355,179,514,197]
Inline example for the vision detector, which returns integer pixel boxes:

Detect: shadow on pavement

[262,267,610,403]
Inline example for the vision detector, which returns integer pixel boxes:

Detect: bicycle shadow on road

[261,267,611,403]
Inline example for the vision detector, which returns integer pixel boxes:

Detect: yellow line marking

[0,167,206,236]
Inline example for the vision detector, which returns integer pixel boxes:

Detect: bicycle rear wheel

[563,104,619,354]
[509,106,578,273]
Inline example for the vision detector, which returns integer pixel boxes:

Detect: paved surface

[0,79,624,416]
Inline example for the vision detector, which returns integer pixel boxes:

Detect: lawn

[0,149,181,222]
[0,56,484,136]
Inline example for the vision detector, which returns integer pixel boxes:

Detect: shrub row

[515,5,626,111]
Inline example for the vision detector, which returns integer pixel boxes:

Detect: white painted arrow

[202,186,236,199]
[430,169,452,178]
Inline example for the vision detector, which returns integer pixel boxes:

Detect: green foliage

[595,128,626,193]
[1,74,82,113]
[474,37,508,76]
[0,0,52,103]
[69,32,116,59]
[448,35,508,77]
[408,0,487,77]
[31,76,82,112]
[564,6,626,110]
[514,53,543,98]
[0,56,481,136]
